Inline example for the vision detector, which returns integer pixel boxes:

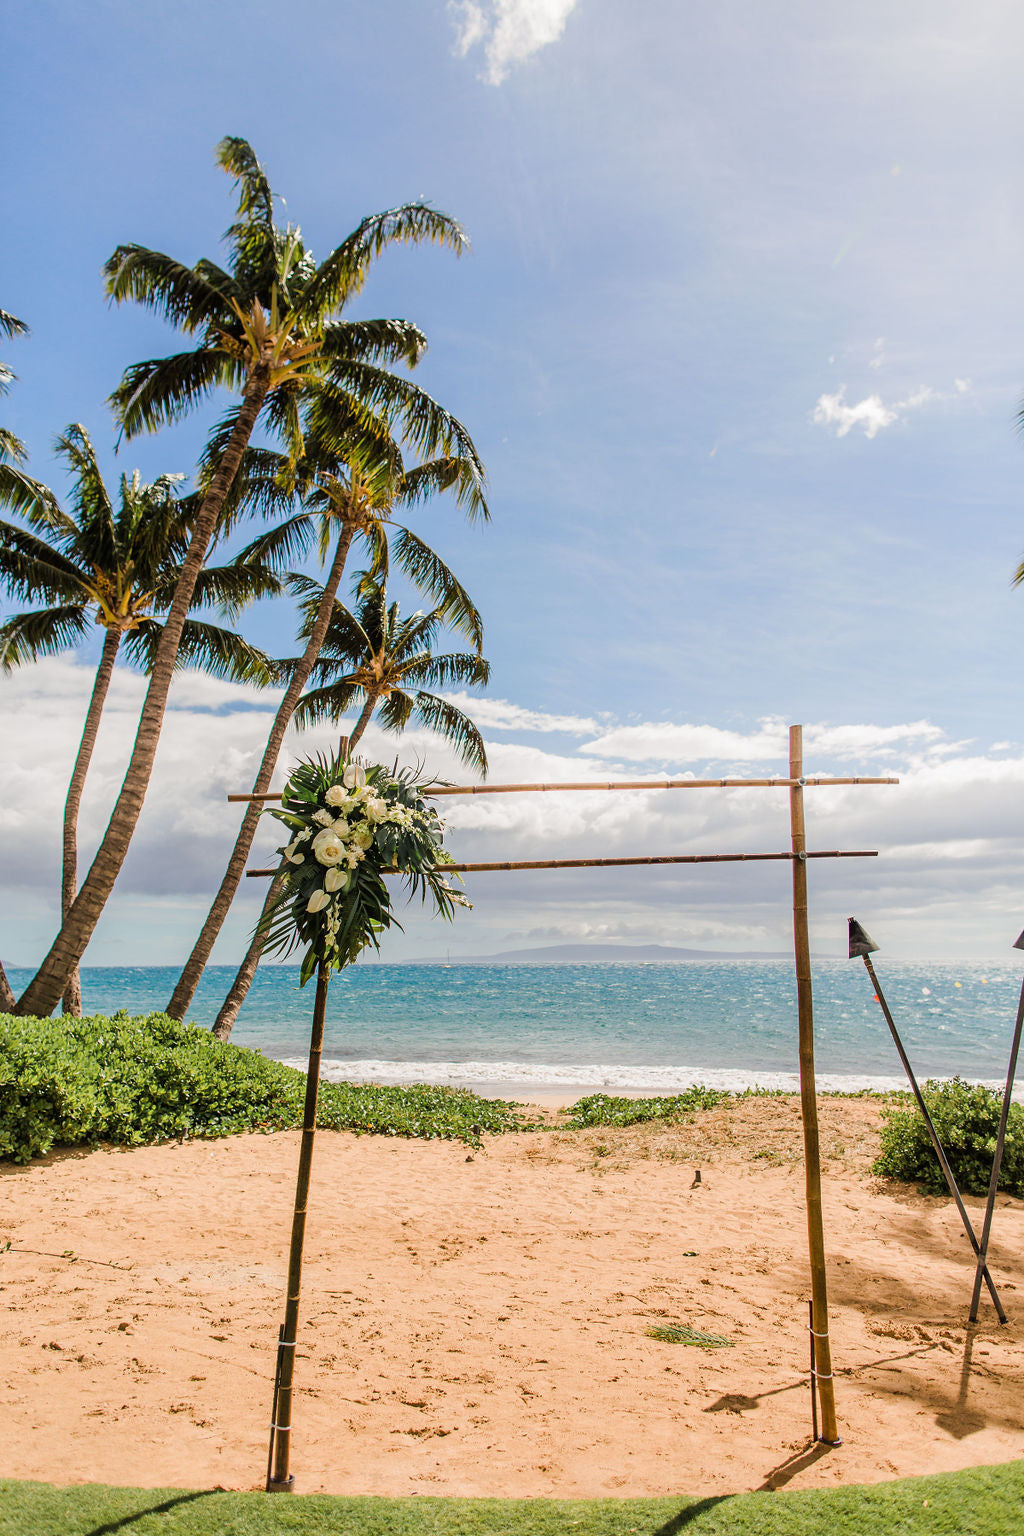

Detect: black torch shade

[848,917,880,958]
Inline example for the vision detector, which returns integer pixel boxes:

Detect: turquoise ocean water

[8,960,1021,1096]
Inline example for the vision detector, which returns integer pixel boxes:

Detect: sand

[1,1096,1022,1499]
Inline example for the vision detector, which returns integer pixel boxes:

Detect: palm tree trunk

[61,627,122,1016]
[209,680,378,1041]
[168,522,357,1023]
[15,373,270,1019]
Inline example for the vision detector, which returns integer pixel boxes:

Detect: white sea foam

[272,1056,1007,1096]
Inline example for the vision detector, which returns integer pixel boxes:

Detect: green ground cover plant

[2,1462,1022,1535]
[872,1076,1024,1197]
[0,1012,532,1162]
[563,1088,733,1127]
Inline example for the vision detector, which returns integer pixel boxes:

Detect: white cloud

[812,378,973,440]
[449,0,579,85]
[4,660,1024,963]
[812,388,898,439]
[585,718,789,764]
[443,691,596,734]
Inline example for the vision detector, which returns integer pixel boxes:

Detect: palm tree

[166,434,486,1020]
[16,136,485,1017]
[210,577,489,1040]
[0,424,280,1013]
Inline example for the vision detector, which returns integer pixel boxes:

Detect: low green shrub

[872,1076,1024,1197]
[0,1012,532,1163]
[563,1087,732,1128]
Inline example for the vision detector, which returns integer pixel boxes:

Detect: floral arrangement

[257,751,468,984]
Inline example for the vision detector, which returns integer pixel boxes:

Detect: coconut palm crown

[294,576,490,774]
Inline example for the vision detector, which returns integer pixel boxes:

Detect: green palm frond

[315,365,487,509]
[234,511,316,571]
[102,246,236,331]
[399,650,490,690]
[0,605,90,671]
[318,318,429,371]
[173,558,284,618]
[112,347,238,439]
[388,525,484,649]
[0,461,62,523]
[122,616,277,686]
[0,426,26,461]
[292,677,362,730]
[0,519,88,602]
[296,205,467,320]
[53,425,116,564]
[404,690,487,773]
[400,452,489,520]
[0,309,28,341]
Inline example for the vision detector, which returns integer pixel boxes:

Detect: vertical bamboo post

[789,724,840,1445]
[267,960,330,1492]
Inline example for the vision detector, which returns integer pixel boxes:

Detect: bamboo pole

[967,933,1024,1323]
[789,725,840,1445]
[267,960,330,1493]
[246,850,878,878]
[229,775,898,803]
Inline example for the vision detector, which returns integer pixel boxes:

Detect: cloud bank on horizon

[449,0,579,84]
[4,659,1023,966]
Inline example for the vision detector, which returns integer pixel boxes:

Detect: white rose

[324,866,350,892]
[364,794,387,822]
[331,818,349,837]
[312,828,345,865]
[351,823,374,851]
[325,784,348,806]
[343,763,366,789]
[306,888,330,913]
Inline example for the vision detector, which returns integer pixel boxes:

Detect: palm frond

[318,318,429,370]
[111,347,237,439]
[0,519,88,602]
[389,526,484,649]
[400,452,488,520]
[0,605,90,672]
[317,364,487,512]
[0,462,61,523]
[103,246,235,331]
[407,690,488,774]
[0,426,26,460]
[400,650,491,690]
[233,511,316,571]
[217,136,274,223]
[296,205,468,318]
[183,559,284,618]
[0,308,28,341]
[53,425,116,560]
[122,616,277,686]
[292,678,362,730]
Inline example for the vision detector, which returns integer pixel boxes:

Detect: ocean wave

[270,1055,1005,1096]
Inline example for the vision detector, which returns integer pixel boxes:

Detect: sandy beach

[1,1096,1022,1500]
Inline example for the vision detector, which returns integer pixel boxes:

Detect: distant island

[399,942,806,965]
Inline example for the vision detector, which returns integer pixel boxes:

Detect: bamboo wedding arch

[238,722,898,1487]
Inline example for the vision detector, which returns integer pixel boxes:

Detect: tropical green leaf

[0,605,90,671]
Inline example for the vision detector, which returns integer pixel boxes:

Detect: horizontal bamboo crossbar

[246,849,877,877]
[229,775,898,803]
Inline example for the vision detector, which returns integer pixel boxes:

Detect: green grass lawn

[2,1462,1021,1536]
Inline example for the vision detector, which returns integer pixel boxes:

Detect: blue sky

[4,2,1024,966]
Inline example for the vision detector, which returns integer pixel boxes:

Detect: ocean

[7,959,1021,1097]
